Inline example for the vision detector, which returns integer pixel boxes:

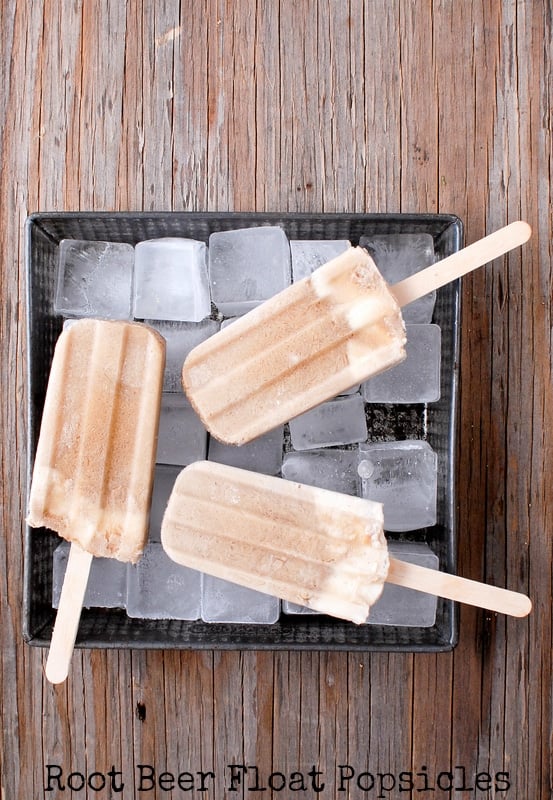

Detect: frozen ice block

[126,543,201,620]
[289,393,367,450]
[133,237,211,322]
[281,449,359,495]
[184,247,405,444]
[26,318,165,682]
[52,542,127,609]
[359,233,436,323]
[362,324,441,404]
[156,393,207,466]
[365,541,438,626]
[54,239,134,319]
[183,223,531,445]
[337,384,361,396]
[357,440,438,531]
[281,601,318,615]
[291,239,350,282]
[201,574,280,624]
[208,226,291,315]
[208,426,284,475]
[147,319,220,391]
[149,464,181,542]
[161,462,532,623]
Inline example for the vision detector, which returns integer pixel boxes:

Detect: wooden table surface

[1,1,551,797]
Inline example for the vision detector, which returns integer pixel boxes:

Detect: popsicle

[182,221,531,445]
[161,461,532,623]
[27,319,165,682]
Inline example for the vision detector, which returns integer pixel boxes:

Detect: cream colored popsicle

[184,246,405,445]
[182,222,531,445]
[27,319,165,682]
[161,461,532,623]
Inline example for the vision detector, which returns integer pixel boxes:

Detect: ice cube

[201,574,280,624]
[357,440,438,532]
[367,541,438,626]
[147,319,220,391]
[290,239,350,282]
[336,384,361,396]
[55,239,134,319]
[208,226,291,315]
[359,233,436,322]
[289,394,368,451]
[52,542,127,609]
[126,543,201,620]
[133,238,211,322]
[208,426,284,475]
[281,449,359,495]
[156,393,207,466]
[282,541,438,627]
[281,601,318,615]
[362,324,441,403]
[149,464,181,542]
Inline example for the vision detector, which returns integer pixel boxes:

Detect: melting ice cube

[208,226,291,315]
[133,238,211,322]
[55,239,134,319]
[357,440,438,531]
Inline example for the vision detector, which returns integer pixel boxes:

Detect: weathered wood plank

[1,1,551,797]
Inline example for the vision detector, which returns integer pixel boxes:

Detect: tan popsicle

[182,221,531,445]
[161,462,532,623]
[27,319,165,683]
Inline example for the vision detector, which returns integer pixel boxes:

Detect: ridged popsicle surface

[27,319,165,562]
[161,461,389,624]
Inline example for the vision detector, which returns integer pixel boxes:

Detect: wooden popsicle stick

[387,557,532,618]
[45,543,93,684]
[389,220,532,308]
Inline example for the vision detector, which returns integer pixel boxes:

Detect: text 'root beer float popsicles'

[161,462,532,623]
[182,222,531,445]
[27,319,165,683]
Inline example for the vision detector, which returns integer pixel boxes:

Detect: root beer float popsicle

[161,462,532,623]
[182,222,531,445]
[27,319,165,682]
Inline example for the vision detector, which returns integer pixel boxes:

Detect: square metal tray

[24,211,462,651]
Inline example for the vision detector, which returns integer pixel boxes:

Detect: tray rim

[23,209,463,653]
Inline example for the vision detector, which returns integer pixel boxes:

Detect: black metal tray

[24,211,462,651]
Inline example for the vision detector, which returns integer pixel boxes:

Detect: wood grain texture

[1,0,551,797]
